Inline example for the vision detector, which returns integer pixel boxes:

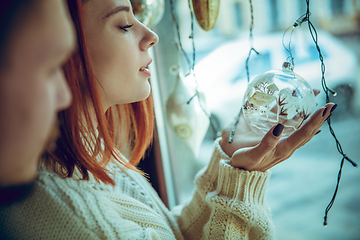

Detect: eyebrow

[104,6,130,19]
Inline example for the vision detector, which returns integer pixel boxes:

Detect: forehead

[85,0,131,17]
[8,0,75,66]
[30,0,73,47]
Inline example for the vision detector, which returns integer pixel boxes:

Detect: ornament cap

[282,61,294,71]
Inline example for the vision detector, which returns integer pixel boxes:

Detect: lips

[139,59,152,77]
[139,66,148,71]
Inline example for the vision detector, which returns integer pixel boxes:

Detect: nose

[56,70,72,111]
[140,24,159,51]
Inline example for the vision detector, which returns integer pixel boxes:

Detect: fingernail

[315,130,321,135]
[322,107,328,117]
[330,104,338,113]
[273,123,284,137]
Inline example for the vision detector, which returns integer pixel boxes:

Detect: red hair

[42,0,154,185]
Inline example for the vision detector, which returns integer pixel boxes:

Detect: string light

[229,0,259,143]
[280,0,358,226]
[169,0,220,138]
[282,13,309,67]
[227,0,357,226]
[302,0,358,226]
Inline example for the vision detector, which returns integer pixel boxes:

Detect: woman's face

[83,0,159,109]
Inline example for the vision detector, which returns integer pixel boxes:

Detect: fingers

[313,103,337,131]
[252,123,284,160]
[282,103,336,152]
[228,101,338,172]
[256,103,336,170]
[229,123,284,170]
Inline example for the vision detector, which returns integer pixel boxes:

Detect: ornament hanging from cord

[166,66,210,157]
[233,1,317,140]
[230,0,358,227]
[240,2,318,138]
[166,0,220,157]
[191,0,220,31]
[131,0,165,28]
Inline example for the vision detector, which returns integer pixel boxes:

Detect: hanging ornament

[192,0,220,31]
[131,0,165,28]
[242,61,316,137]
[166,69,210,157]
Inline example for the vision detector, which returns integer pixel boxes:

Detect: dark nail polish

[330,104,338,113]
[322,107,328,117]
[315,130,321,135]
[273,123,284,137]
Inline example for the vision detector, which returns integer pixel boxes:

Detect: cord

[169,0,220,138]
[304,0,358,226]
[229,0,259,143]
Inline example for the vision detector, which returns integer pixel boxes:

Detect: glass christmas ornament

[242,62,316,137]
[192,0,220,31]
[131,0,165,28]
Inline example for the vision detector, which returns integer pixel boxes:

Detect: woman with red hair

[0,0,336,239]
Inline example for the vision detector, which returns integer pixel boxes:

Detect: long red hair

[42,0,154,186]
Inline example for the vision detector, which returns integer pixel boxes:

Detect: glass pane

[153,0,360,239]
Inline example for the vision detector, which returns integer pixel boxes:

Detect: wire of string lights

[304,0,358,226]
[227,0,357,226]
[169,0,191,68]
[228,0,260,143]
[168,0,220,137]
[281,13,310,66]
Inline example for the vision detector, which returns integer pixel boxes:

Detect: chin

[141,89,151,101]
[110,85,152,105]
[131,85,151,103]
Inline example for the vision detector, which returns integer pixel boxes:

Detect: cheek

[0,76,56,185]
[89,41,140,102]
[86,30,149,106]
[16,80,56,152]
[90,39,135,80]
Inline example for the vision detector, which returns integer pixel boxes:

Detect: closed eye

[119,24,133,32]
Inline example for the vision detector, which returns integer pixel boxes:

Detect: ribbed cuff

[216,160,271,205]
[206,138,231,178]
[195,138,230,192]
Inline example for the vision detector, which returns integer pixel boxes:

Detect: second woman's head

[45,0,159,185]
[83,0,159,110]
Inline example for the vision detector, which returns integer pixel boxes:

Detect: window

[149,0,360,239]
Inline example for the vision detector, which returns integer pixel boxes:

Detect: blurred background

[149,0,360,239]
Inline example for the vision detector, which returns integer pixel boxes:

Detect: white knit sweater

[0,138,274,239]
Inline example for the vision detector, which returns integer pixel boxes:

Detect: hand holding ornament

[220,90,337,172]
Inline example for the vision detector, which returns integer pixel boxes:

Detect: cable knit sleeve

[175,138,274,239]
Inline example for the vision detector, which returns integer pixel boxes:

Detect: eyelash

[118,24,133,32]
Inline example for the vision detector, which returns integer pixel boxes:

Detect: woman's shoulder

[0,171,101,239]
[0,166,159,239]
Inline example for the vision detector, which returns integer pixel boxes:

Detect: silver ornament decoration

[131,0,165,28]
